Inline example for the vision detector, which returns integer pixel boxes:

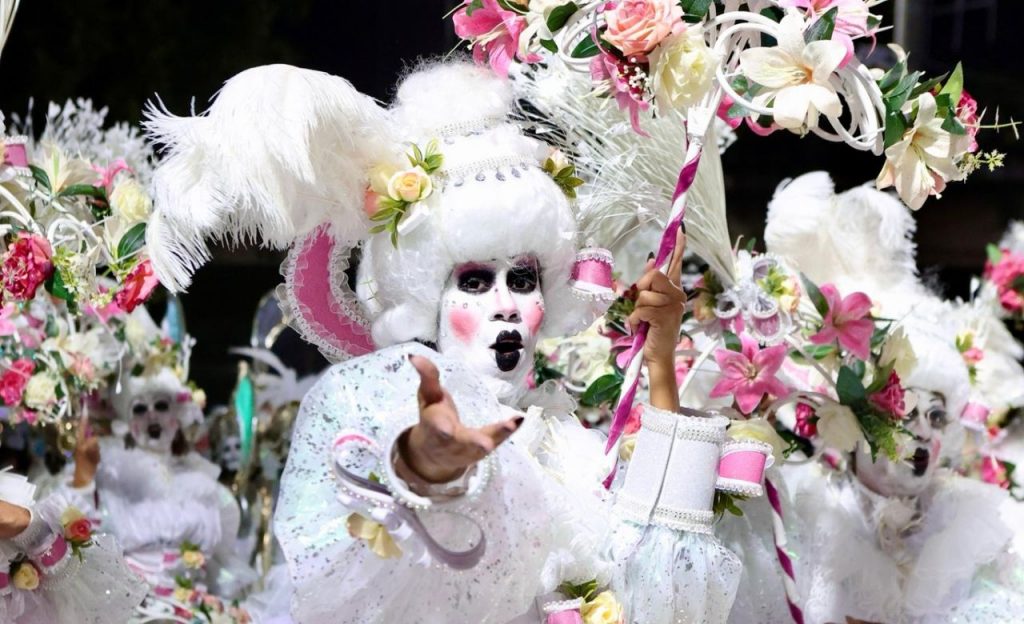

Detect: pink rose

[603,0,684,57]
[64,517,93,543]
[984,250,1024,313]
[794,402,818,437]
[0,359,34,406]
[868,371,906,420]
[957,91,980,153]
[2,233,53,302]
[114,260,159,312]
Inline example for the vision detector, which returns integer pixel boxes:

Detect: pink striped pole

[765,477,805,624]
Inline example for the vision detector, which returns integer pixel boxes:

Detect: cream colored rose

[650,28,719,112]
[386,167,432,203]
[727,418,786,464]
[547,148,571,172]
[110,178,152,222]
[347,513,402,559]
[182,550,206,569]
[173,586,192,603]
[581,591,623,624]
[816,401,865,453]
[24,373,58,409]
[60,505,85,526]
[12,562,40,591]
[879,326,918,379]
[192,388,207,410]
[618,434,638,462]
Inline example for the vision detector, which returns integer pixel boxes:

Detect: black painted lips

[490,330,523,372]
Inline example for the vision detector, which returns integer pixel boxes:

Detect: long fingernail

[647,251,655,261]
[513,416,524,429]
[680,221,686,234]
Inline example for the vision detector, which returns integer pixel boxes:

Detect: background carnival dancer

[765,172,1024,623]
[0,467,146,624]
[60,306,256,623]
[140,59,740,623]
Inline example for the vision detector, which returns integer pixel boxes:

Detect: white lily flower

[875,92,970,210]
[738,13,846,132]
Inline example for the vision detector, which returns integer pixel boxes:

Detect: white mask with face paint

[128,392,181,454]
[437,256,545,400]
[854,389,950,498]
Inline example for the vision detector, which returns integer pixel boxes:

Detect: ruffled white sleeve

[8,493,146,624]
[275,342,558,624]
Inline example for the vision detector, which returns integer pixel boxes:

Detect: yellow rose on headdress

[12,562,40,591]
[386,167,432,203]
[581,591,623,624]
[346,513,402,559]
[182,550,206,570]
[23,373,58,409]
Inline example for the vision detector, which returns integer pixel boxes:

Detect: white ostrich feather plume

[144,64,394,291]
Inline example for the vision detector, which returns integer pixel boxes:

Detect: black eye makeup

[456,266,496,294]
[507,265,539,294]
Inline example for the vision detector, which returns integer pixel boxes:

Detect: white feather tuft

[765,172,921,301]
[144,64,394,291]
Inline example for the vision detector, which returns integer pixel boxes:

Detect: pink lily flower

[710,334,790,414]
[92,158,132,194]
[453,0,538,78]
[810,284,874,360]
[590,50,651,135]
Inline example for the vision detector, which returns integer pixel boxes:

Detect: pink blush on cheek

[524,302,544,334]
[448,308,480,344]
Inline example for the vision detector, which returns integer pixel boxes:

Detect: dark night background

[1,0,1021,404]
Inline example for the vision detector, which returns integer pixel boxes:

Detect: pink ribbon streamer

[766,478,805,624]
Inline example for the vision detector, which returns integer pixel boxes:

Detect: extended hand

[0,500,31,539]
[397,355,522,484]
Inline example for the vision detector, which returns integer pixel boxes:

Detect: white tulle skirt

[19,534,147,624]
[607,520,741,624]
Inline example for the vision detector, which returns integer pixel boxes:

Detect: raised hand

[396,355,522,485]
[72,413,101,488]
[628,231,688,411]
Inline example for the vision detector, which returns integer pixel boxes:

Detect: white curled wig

[145,61,596,360]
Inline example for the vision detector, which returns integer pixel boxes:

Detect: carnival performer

[59,309,256,622]
[766,172,1024,623]
[138,58,765,623]
[0,470,146,624]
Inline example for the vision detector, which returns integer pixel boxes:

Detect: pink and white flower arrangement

[1,233,53,302]
[710,333,790,414]
[809,284,873,360]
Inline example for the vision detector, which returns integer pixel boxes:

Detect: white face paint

[437,255,545,391]
[854,389,949,497]
[219,436,243,472]
[128,392,180,454]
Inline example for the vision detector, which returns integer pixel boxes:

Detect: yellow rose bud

[12,562,40,591]
[581,591,623,624]
[173,586,192,603]
[386,167,432,203]
[618,434,638,462]
[109,178,152,222]
[182,550,206,570]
